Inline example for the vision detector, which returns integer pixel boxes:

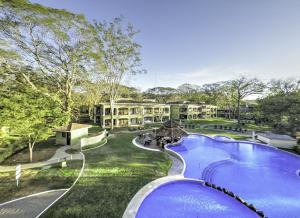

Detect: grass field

[0,160,82,203]
[187,129,251,140]
[184,118,236,125]
[185,118,272,133]
[42,133,171,218]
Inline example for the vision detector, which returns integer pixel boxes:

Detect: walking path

[0,145,83,172]
[0,144,87,218]
[0,190,67,218]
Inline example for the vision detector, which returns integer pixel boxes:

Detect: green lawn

[81,138,107,150]
[0,160,82,203]
[187,129,251,140]
[184,118,236,125]
[42,133,171,218]
[185,118,273,132]
[88,124,103,136]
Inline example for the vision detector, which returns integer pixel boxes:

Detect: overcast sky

[31,0,300,90]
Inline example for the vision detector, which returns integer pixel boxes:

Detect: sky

[31,0,300,91]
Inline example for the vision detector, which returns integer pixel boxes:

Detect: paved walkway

[0,189,67,218]
[0,146,83,172]
[167,154,184,176]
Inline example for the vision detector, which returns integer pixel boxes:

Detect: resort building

[169,101,217,120]
[94,99,218,128]
[94,99,171,128]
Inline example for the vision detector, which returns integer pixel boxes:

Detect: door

[67,132,71,145]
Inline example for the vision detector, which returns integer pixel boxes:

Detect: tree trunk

[110,98,115,130]
[237,97,241,126]
[29,146,33,163]
[28,136,33,163]
[28,136,36,163]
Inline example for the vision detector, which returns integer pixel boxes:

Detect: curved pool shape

[213,135,235,141]
[167,134,300,218]
[136,180,260,218]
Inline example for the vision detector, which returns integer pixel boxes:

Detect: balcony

[118,108,129,115]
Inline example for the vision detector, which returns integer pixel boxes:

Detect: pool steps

[204,181,265,217]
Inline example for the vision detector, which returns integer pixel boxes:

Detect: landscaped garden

[0,160,83,203]
[42,132,171,218]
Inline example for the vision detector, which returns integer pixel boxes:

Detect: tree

[144,87,178,103]
[0,86,67,162]
[93,17,145,129]
[258,81,300,134]
[0,0,95,120]
[268,78,300,95]
[226,76,265,125]
[201,83,223,105]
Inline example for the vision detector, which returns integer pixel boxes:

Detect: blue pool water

[167,134,300,218]
[136,180,260,218]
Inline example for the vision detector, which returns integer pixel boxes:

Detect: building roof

[257,132,296,141]
[54,123,91,132]
[156,120,188,138]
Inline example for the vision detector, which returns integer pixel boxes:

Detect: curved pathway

[0,151,85,218]
[0,190,67,218]
[0,145,83,173]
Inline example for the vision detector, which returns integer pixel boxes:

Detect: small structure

[156,120,188,145]
[257,132,297,149]
[54,123,91,149]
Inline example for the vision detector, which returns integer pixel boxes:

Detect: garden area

[182,118,273,140]
[0,160,83,203]
[42,132,171,218]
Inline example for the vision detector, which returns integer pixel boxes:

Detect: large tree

[258,79,300,134]
[0,71,67,162]
[268,78,300,95]
[0,0,95,120]
[93,17,145,129]
[144,86,178,103]
[226,76,265,125]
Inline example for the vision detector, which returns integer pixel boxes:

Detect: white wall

[257,135,297,149]
[81,130,107,148]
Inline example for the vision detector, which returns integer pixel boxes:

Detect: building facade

[170,102,217,120]
[94,101,170,128]
[94,100,217,128]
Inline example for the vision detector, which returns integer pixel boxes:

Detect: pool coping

[123,176,195,218]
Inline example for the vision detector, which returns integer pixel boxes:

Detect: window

[119,119,128,126]
[179,114,188,119]
[162,116,169,122]
[119,108,129,115]
[96,116,100,123]
[180,108,187,113]
[105,119,111,127]
[144,108,153,114]
[62,132,66,138]
[105,108,111,115]
[163,108,169,113]
[130,108,139,115]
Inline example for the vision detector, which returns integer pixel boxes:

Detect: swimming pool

[136,179,260,218]
[166,134,300,218]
